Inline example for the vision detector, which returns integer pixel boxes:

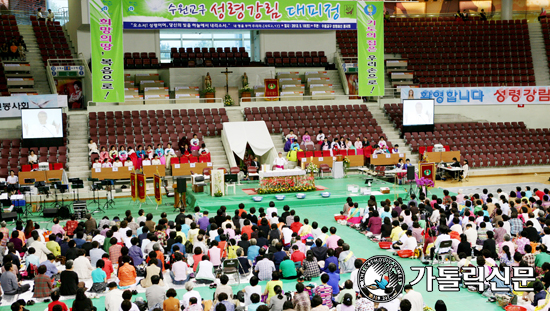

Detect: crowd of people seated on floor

[0,202,408,311]
[351,186,550,310]
[88,135,211,169]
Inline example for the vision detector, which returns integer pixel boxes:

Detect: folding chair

[222,259,240,285]
[429,240,454,265]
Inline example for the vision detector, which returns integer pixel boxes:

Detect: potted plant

[343,156,350,177]
[306,162,319,177]
[201,86,215,103]
[223,94,234,106]
[240,84,253,102]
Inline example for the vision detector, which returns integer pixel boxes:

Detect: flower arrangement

[257,176,316,194]
[240,84,253,93]
[223,94,234,106]
[343,156,351,176]
[415,174,434,196]
[201,86,215,95]
[214,190,223,197]
[306,162,319,173]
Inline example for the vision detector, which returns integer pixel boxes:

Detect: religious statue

[242,72,248,87]
[204,72,212,89]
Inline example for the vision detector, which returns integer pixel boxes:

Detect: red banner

[419,163,436,184]
[137,173,146,203]
[130,172,136,201]
[264,78,279,100]
[154,174,162,205]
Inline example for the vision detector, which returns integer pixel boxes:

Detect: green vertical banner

[357,1,384,96]
[90,0,124,103]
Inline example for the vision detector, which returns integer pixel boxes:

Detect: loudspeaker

[0,212,17,221]
[407,166,415,180]
[43,208,58,218]
[177,178,187,193]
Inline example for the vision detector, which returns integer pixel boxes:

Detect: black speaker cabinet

[177,178,187,193]
[407,166,415,180]
[43,208,58,218]
[0,212,17,221]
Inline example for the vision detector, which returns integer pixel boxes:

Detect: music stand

[19,186,32,219]
[102,180,115,210]
[88,178,100,203]
[69,178,84,201]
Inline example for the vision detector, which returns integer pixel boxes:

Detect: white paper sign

[112,167,118,172]
[385,154,391,158]
[301,158,306,162]
[190,163,196,168]
[373,154,378,158]
[207,162,213,167]
[128,167,132,171]
[95,168,101,172]
[399,153,405,158]
[319,157,324,161]
[174,164,181,169]
[333,157,336,160]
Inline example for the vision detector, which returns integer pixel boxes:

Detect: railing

[87,97,225,107]
[239,94,362,105]
[56,7,69,26]
[334,55,350,95]
[387,11,540,22]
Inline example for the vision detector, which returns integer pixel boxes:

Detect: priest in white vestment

[273,152,287,170]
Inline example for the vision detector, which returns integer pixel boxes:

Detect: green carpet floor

[1,176,501,311]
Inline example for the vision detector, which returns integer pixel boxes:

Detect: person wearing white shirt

[73,250,94,279]
[464,224,477,246]
[92,159,102,169]
[316,131,325,143]
[266,205,278,222]
[105,283,124,311]
[378,294,402,311]
[198,144,209,154]
[450,222,463,234]
[28,150,38,164]
[181,283,202,308]
[102,159,112,168]
[400,230,417,251]
[541,228,550,249]
[241,276,262,306]
[46,9,55,21]
[7,170,18,188]
[402,285,424,311]
[273,152,287,170]
[88,139,99,155]
[151,155,162,165]
[354,137,363,150]
[164,144,176,157]
[24,110,61,138]
[281,226,293,245]
[285,130,297,142]
[311,223,323,240]
[113,158,123,168]
[142,158,151,166]
[124,159,133,168]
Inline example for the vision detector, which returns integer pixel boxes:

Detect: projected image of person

[24,111,61,138]
[405,101,432,125]
[407,89,414,99]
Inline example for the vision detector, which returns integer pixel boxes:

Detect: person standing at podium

[273,152,287,171]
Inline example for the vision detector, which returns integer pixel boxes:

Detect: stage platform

[187,175,412,211]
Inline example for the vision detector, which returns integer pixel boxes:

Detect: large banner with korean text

[90,0,124,102]
[401,86,550,105]
[122,0,356,29]
[0,94,62,119]
[357,1,384,96]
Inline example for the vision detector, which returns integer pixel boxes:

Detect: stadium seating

[170,47,250,67]
[337,18,535,87]
[264,51,328,67]
[88,108,228,155]
[244,104,393,149]
[0,113,68,177]
[384,103,550,167]
[30,18,73,64]
[124,52,160,69]
[539,19,550,70]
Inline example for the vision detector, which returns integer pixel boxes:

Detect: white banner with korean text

[0,94,64,118]
[400,86,550,105]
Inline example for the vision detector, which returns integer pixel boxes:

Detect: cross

[221,67,233,94]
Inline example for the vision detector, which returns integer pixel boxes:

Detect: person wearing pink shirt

[51,218,65,236]
[325,227,341,250]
